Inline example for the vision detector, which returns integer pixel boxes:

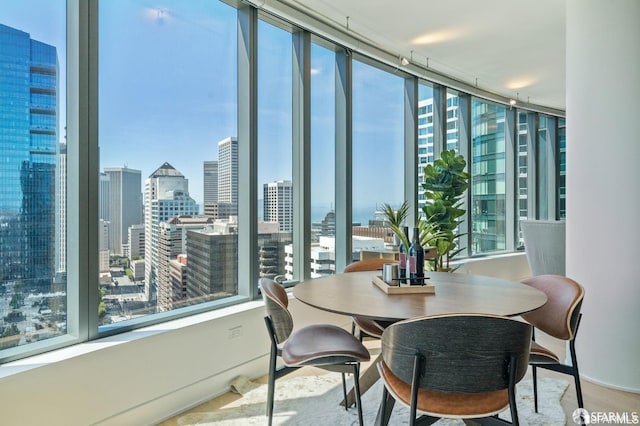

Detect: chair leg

[267,346,277,426]
[341,372,348,411]
[570,340,585,408]
[375,384,395,426]
[353,364,364,426]
[532,365,538,413]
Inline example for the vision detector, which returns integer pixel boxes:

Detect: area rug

[177,374,568,426]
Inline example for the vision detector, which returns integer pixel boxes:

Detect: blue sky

[2,0,407,222]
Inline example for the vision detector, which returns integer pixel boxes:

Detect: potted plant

[381,201,442,268]
[380,201,410,250]
[421,149,470,271]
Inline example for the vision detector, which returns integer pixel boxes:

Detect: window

[417,83,435,213]
[98,1,238,326]
[558,118,566,219]
[258,19,293,282]
[0,0,569,364]
[471,100,507,254]
[309,40,336,277]
[352,59,404,257]
[0,1,67,354]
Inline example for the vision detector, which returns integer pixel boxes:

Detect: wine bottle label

[408,255,416,274]
[398,253,406,267]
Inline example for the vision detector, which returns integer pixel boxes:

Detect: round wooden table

[293,270,547,407]
[293,270,547,320]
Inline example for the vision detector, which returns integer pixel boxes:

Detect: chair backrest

[260,278,293,344]
[381,314,532,393]
[344,258,394,273]
[520,275,584,341]
[521,220,566,276]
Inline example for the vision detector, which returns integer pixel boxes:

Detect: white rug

[177,374,568,426]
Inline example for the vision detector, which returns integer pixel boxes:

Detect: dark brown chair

[520,275,585,412]
[376,313,532,426]
[344,258,397,340]
[260,277,370,426]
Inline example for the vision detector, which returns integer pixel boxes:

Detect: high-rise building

[186,224,238,301]
[203,160,218,205]
[217,137,238,208]
[99,172,110,221]
[104,166,142,254]
[127,224,145,261]
[263,180,293,232]
[0,24,58,290]
[169,255,188,308]
[144,163,199,303]
[56,143,67,273]
[157,216,213,312]
[98,219,110,273]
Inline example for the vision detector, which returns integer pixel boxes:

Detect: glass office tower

[0,23,59,290]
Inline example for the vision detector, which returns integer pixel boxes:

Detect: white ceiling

[288,0,566,110]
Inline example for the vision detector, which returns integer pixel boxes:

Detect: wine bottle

[398,226,408,285]
[408,227,424,285]
[398,226,409,284]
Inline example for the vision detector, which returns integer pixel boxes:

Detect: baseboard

[95,354,270,425]
[580,373,640,394]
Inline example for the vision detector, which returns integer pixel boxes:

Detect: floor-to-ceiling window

[537,115,550,220]
[351,59,404,259]
[0,1,67,353]
[309,40,336,277]
[471,100,507,254]
[0,0,569,363]
[558,117,566,219]
[257,19,293,283]
[445,91,461,153]
[98,1,238,327]
[417,83,435,213]
[516,111,535,246]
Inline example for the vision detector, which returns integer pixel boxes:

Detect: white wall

[0,254,529,425]
[566,0,640,392]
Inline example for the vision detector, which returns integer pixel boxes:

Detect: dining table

[292,270,547,406]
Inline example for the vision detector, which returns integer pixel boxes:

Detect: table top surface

[292,271,547,320]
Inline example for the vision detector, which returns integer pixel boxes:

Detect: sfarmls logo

[573,409,639,424]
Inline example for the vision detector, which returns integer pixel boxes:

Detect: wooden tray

[372,275,436,295]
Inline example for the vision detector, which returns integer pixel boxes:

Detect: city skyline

[1,2,406,215]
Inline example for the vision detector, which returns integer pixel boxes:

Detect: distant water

[312,204,379,225]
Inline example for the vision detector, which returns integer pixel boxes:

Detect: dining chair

[376,313,532,426]
[260,277,370,426]
[521,220,566,276]
[344,258,397,341]
[520,274,585,412]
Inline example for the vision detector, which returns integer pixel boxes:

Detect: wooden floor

[159,330,639,425]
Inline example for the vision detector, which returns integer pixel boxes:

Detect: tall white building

[104,166,143,254]
[157,216,213,312]
[416,95,459,212]
[203,160,218,205]
[217,137,238,207]
[99,172,110,221]
[98,219,110,273]
[144,163,199,303]
[263,180,293,232]
[127,224,145,261]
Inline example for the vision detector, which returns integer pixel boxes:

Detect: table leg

[342,352,382,407]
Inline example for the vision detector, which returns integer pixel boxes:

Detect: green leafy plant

[381,201,410,249]
[382,202,443,271]
[421,149,470,271]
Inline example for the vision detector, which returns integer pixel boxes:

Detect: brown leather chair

[376,313,532,426]
[520,274,585,412]
[344,258,397,340]
[260,278,370,426]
